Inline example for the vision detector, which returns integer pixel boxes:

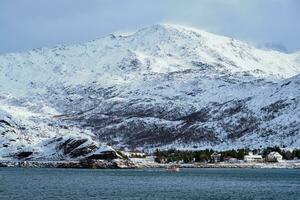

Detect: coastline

[1,160,300,169]
[138,162,300,169]
[0,159,137,169]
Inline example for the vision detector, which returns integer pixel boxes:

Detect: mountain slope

[0,24,299,160]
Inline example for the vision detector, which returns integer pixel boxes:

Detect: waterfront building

[211,152,221,163]
[244,152,263,162]
[266,152,283,162]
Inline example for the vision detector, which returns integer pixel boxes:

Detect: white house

[123,151,146,158]
[244,152,263,162]
[130,156,156,165]
[266,152,283,162]
[211,152,221,163]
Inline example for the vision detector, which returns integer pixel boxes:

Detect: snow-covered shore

[1,160,300,169]
[136,163,300,169]
[0,159,137,169]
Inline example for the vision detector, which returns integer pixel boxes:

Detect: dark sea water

[0,168,299,200]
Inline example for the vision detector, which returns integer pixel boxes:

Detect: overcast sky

[0,0,299,54]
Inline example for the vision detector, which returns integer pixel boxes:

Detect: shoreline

[140,162,300,169]
[1,160,300,169]
[0,159,136,169]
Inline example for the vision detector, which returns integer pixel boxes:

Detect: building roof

[244,154,262,159]
[211,152,221,156]
[268,152,282,157]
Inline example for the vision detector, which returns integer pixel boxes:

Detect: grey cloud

[0,0,299,53]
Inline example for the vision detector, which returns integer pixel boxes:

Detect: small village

[1,147,300,169]
[122,147,300,168]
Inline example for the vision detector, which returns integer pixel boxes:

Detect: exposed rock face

[57,138,100,158]
[86,151,119,160]
[59,138,89,155]
[16,152,33,159]
[0,24,300,161]
[54,136,121,160]
[78,159,136,169]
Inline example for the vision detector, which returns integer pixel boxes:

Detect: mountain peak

[0,23,299,95]
[136,23,211,35]
[0,24,300,159]
[131,23,215,42]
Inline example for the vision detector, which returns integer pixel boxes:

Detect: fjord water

[0,168,299,200]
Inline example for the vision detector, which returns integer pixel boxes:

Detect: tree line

[154,147,300,163]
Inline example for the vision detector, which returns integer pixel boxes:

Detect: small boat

[166,165,180,172]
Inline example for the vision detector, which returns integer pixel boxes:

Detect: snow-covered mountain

[0,24,299,160]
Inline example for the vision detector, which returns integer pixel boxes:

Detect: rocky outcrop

[0,159,137,169]
[57,138,99,158]
[16,151,33,159]
[86,151,119,160]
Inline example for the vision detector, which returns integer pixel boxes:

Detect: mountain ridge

[0,24,299,160]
